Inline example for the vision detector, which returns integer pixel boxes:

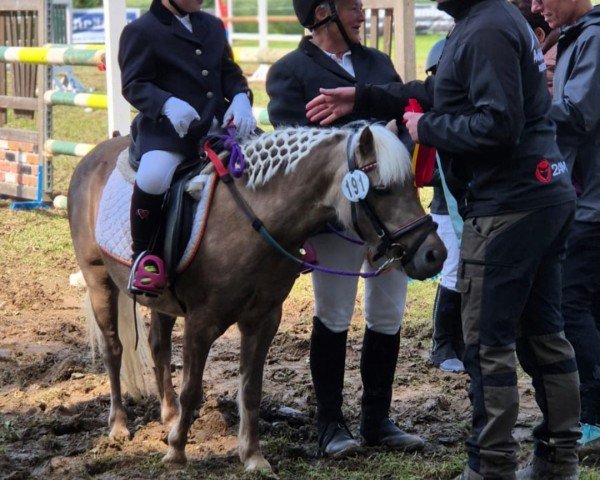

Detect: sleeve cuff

[352,84,370,117]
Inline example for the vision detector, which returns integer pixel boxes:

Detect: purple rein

[219,126,245,178]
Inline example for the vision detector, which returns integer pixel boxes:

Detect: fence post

[257,0,268,50]
[103,0,130,137]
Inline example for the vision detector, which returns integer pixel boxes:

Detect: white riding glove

[222,92,256,140]
[161,96,200,138]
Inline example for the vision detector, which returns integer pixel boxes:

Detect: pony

[67,123,446,473]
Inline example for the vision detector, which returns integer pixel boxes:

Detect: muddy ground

[0,206,598,480]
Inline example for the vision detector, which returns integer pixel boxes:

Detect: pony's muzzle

[402,234,447,280]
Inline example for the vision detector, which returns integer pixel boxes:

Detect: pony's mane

[242,127,338,189]
[241,123,412,189]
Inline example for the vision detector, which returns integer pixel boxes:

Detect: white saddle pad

[95,156,218,273]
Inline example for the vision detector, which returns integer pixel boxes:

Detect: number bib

[342,170,370,202]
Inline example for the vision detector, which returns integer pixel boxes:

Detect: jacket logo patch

[535,160,553,184]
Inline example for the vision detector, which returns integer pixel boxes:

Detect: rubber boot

[310,317,361,458]
[431,284,465,372]
[360,327,424,451]
[516,454,578,480]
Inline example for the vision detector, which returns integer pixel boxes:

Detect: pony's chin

[402,249,446,280]
[403,264,437,281]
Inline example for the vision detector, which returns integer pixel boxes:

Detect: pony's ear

[386,119,398,135]
[358,126,374,157]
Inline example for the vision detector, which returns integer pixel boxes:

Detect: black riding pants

[562,220,600,425]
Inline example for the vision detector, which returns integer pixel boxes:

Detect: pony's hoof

[163,447,187,467]
[244,454,273,474]
[109,425,131,441]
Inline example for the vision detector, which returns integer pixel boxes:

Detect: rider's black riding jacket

[119,0,250,160]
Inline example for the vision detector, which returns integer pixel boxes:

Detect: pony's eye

[372,186,391,195]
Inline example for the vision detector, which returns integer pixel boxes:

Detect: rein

[203,140,387,278]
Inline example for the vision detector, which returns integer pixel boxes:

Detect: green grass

[0,202,75,270]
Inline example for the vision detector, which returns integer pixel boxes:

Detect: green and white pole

[44,140,95,157]
[44,91,108,109]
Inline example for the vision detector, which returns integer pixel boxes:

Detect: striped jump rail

[44,139,95,157]
[44,90,108,109]
[0,45,104,66]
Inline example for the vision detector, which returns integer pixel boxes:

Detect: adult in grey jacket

[532,0,600,457]
[267,0,424,460]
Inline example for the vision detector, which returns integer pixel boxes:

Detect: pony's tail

[85,290,156,400]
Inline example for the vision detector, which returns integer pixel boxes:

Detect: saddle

[127,136,229,285]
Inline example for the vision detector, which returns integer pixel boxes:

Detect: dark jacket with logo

[119,0,250,159]
[416,0,574,218]
[551,6,600,222]
[266,36,402,127]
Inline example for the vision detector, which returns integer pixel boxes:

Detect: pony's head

[237,123,445,279]
[336,123,446,280]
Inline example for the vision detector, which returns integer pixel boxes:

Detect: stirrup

[128,252,167,297]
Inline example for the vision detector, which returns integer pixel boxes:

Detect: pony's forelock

[368,124,412,187]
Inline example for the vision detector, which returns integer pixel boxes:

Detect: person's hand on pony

[306,87,356,125]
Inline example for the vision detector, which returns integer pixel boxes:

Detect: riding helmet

[293,0,337,30]
[425,38,446,75]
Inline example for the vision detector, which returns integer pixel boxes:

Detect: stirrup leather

[128,252,167,296]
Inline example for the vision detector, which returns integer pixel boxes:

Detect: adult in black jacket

[306,0,581,478]
[267,31,401,127]
[267,0,424,459]
[118,0,254,295]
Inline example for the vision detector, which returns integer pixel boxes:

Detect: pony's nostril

[425,249,440,263]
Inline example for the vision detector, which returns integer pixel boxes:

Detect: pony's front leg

[150,311,179,426]
[87,279,130,440]
[238,310,281,473]
[163,318,221,466]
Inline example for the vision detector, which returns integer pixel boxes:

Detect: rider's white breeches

[136,150,185,195]
[431,213,460,292]
[310,233,408,335]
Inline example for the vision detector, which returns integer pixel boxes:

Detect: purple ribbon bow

[218,126,245,178]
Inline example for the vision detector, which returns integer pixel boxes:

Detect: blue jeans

[562,220,600,425]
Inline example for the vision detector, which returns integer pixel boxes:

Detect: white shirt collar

[176,14,193,32]
[320,49,355,77]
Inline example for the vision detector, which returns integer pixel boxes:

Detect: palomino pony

[68,123,446,472]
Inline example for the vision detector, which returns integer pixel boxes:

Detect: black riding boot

[128,184,167,295]
[430,284,465,371]
[310,317,361,458]
[130,182,165,260]
[360,327,424,451]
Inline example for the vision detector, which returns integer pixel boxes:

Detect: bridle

[346,131,437,266]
